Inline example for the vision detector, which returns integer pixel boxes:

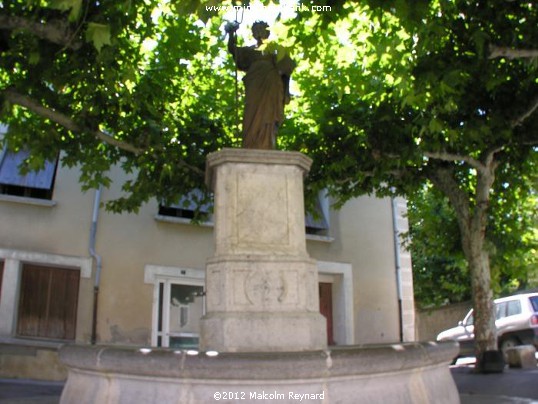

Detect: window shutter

[17,264,79,340]
[0,150,57,190]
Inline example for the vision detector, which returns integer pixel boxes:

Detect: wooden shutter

[17,264,79,340]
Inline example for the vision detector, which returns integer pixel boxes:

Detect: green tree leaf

[85,23,112,53]
[49,0,83,22]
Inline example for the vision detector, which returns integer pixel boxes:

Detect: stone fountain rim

[59,341,458,381]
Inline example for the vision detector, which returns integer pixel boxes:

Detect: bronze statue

[226,21,296,149]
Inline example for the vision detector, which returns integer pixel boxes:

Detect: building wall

[308,197,399,344]
[0,163,95,341]
[0,160,414,348]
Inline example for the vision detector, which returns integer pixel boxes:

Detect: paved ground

[0,358,537,403]
[0,378,62,404]
[452,357,538,404]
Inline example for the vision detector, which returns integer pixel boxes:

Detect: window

[17,263,79,340]
[305,206,329,235]
[158,189,212,221]
[305,191,330,236]
[0,150,58,200]
[463,311,474,326]
[495,302,507,319]
[530,297,538,312]
[506,300,521,317]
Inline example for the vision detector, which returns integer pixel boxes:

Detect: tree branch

[423,151,485,172]
[489,45,538,60]
[3,88,206,177]
[3,88,142,154]
[511,96,538,128]
[426,167,471,239]
[483,145,504,169]
[334,168,406,185]
[0,15,83,50]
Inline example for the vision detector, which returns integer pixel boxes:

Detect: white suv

[437,292,538,357]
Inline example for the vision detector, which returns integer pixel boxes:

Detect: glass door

[156,280,204,349]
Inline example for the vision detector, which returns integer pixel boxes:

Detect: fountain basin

[59,341,459,403]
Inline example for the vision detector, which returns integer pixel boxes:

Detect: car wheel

[500,337,519,359]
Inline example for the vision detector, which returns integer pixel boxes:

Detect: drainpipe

[391,196,404,343]
[90,187,103,345]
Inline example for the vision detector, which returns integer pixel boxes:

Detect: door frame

[145,265,205,347]
[157,279,205,348]
[319,281,334,345]
[317,261,354,345]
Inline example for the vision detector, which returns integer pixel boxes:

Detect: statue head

[252,21,270,44]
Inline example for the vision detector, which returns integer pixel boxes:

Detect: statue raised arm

[226,21,296,150]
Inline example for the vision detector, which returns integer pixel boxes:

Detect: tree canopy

[1,0,241,211]
[1,1,536,207]
[408,180,537,309]
[1,0,537,366]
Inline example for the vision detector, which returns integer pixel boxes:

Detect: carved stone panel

[235,170,290,250]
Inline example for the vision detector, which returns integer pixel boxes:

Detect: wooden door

[17,264,79,340]
[319,282,334,345]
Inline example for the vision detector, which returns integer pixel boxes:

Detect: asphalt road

[452,356,538,404]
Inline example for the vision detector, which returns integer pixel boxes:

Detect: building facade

[0,141,415,378]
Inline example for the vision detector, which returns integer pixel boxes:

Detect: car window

[506,300,521,316]
[496,302,507,319]
[464,312,474,326]
[530,296,538,312]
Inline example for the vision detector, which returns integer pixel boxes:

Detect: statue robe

[234,46,295,149]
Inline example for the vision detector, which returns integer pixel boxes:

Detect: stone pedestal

[200,148,327,352]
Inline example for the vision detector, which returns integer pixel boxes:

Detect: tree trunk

[464,167,499,371]
[428,164,498,371]
[464,219,497,356]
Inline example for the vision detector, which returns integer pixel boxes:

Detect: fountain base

[59,341,459,404]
